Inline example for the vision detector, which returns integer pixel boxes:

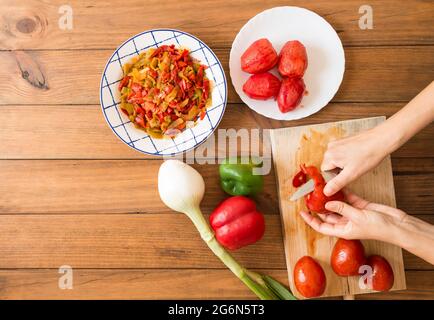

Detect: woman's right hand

[300,191,434,265]
[322,82,434,196]
[321,126,395,196]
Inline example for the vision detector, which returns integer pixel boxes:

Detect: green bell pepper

[219,157,264,196]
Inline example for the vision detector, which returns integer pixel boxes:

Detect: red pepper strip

[120,108,129,116]
[301,165,345,214]
[171,68,178,82]
[150,47,163,58]
[135,114,146,128]
[179,82,186,98]
[143,101,155,112]
[169,101,178,109]
[146,111,153,120]
[127,91,135,102]
[183,53,190,63]
[202,79,210,100]
[128,94,144,105]
[148,69,158,78]
[134,105,145,116]
[173,49,188,61]
[163,84,174,94]
[196,66,204,87]
[200,110,206,120]
[131,82,142,94]
[177,122,186,130]
[118,76,130,91]
[210,196,265,250]
[182,49,189,58]
[292,170,307,187]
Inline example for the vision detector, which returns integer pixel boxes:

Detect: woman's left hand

[299,191,407,241]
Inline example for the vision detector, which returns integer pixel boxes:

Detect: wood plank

[0,214,285,269]
[392,157,434,173]
[0,160,432,215]
[0,269,432,300]
[0,47,433,105]
[270,117,405,298]
[0,214,431,270]
[1,0,433,50]
[0,104,433,159]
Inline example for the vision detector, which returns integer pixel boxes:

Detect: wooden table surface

[0,0,433,300]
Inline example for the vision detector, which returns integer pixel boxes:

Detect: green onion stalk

[158,160,296,300]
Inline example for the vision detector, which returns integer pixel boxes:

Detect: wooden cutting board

[269,116,406,299]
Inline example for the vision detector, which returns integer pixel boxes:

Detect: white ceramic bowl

[230,6,345,120]
[100,29,227,156]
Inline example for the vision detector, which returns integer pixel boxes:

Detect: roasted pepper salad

[118,45,212,139]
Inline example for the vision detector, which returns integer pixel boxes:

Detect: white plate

[100,29,227,156]
[229,6,345,120]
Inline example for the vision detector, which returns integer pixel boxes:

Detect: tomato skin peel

[292,169,307,188]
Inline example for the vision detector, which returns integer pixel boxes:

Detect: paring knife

[289,171,337,201]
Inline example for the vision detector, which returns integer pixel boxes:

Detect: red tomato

[277,78,305,113]
[241,38,279,74]
[294,256,326,298]
[366,255,394,291]
[302,165,346,214]
[278,40,308,78]
[331,239,366,276]
[242,72,281,100]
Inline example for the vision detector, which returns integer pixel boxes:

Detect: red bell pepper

[210,196,265,250]
[301,165,345,214]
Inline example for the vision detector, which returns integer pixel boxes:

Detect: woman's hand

[299,192,406,241]
[299,192,434,265]
[321,127,395,197]
[322,81,434,197]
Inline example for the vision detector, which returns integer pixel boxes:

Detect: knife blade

[289,171,337,201]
